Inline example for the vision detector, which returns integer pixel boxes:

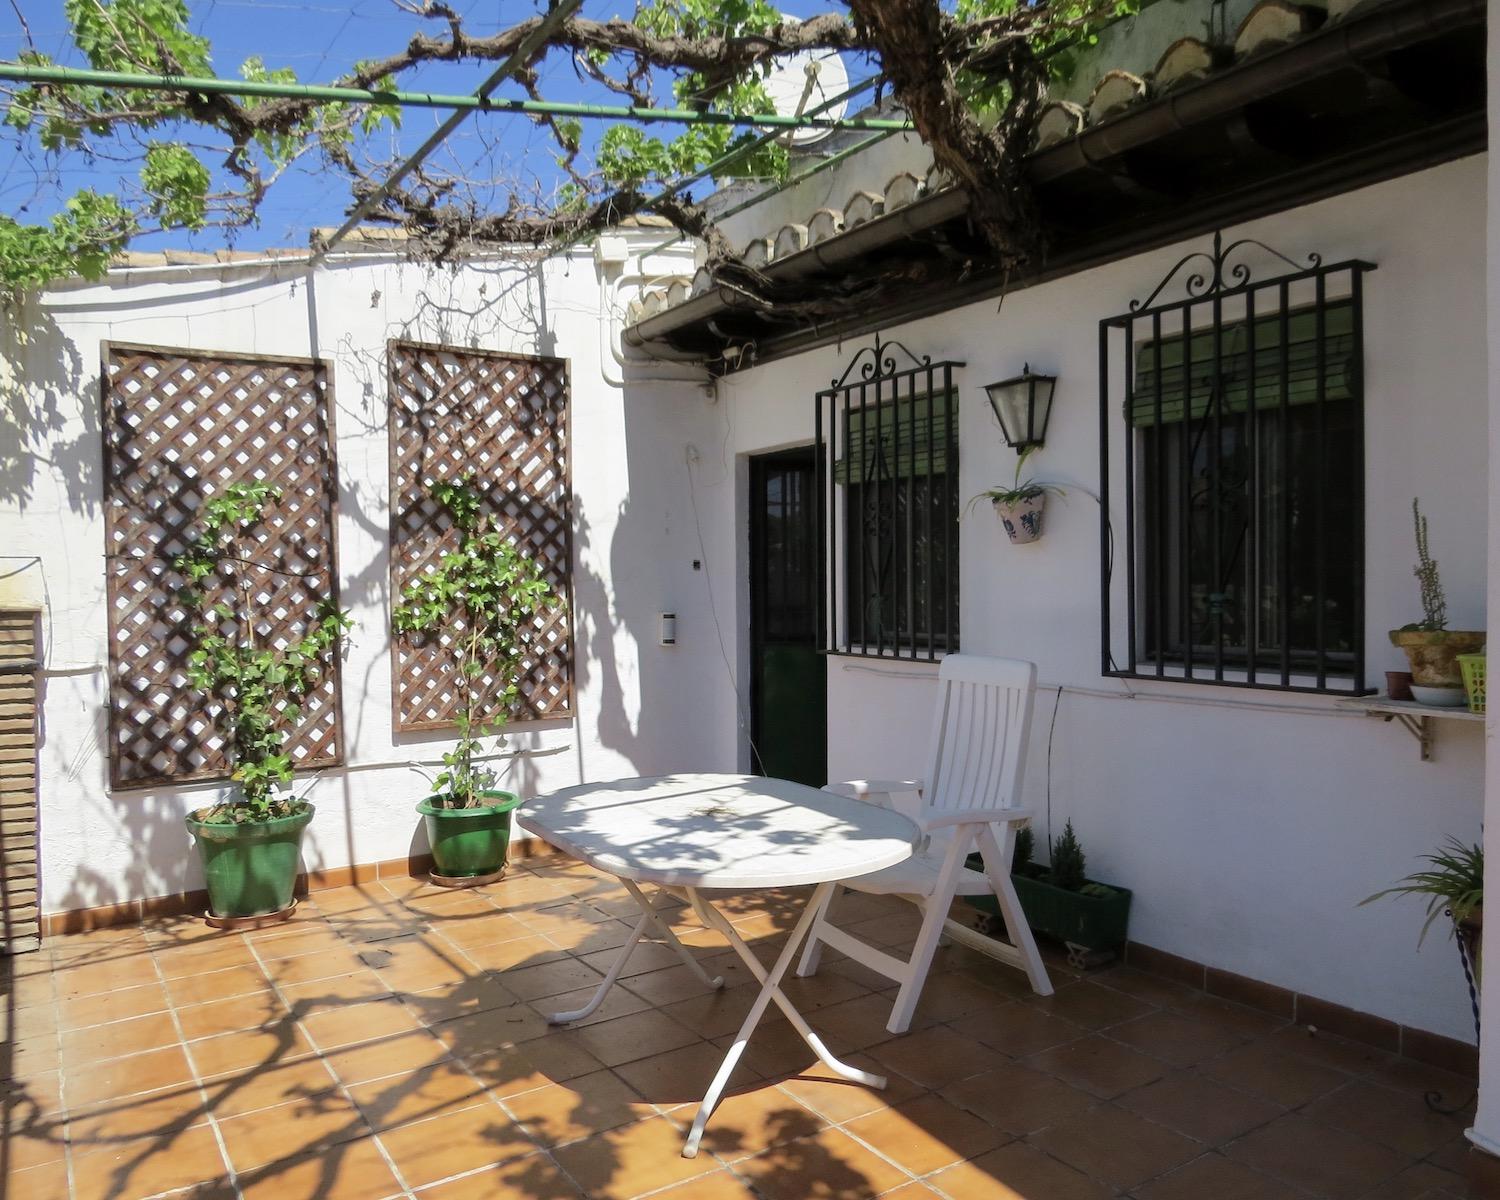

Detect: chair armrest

[824,779,924,802]
[918,806,1033,831]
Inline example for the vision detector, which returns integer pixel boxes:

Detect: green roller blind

[834,392,954,484]
[1130,302,1356,427]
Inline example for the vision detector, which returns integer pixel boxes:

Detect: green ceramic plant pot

[417,791,523,878]
[185,804,314,918]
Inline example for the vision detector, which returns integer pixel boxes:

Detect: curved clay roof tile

[1034,101,1086,150]
[1087,70,1150,124]
[773,224,809,259]
[743,236,774,267]
[1235,0,1315,58]
[1153,37,1220,91]
[882,172,924,212]
[807,209,845,244]
[843,190,885,229]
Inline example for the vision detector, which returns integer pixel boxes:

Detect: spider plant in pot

[393,477,561,885]
[1361,835,1483,986]
[175,482,354,924]
[974,447,1065,544]
[1389,499,1484,706]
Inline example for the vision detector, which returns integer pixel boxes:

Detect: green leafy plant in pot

[1389,499,1484,706]
[393,477,561,884]
[973,448,1065,545]
[1361,836,1482,987]
[175,482,354,922]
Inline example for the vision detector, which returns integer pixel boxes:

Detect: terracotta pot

[994,492,1046,544]
[1388,629,1486,688]
[1384,670,1414,701]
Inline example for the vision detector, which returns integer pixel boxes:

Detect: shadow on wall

[0,297,93,515]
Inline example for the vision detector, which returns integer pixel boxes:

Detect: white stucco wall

[1,236,739,917]
[700,156,1489,1043]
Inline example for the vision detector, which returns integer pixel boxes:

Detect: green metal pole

[0,62,911,131]
[553,73,880,256]
[318,0,584,256]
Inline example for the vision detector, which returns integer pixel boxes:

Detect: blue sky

[4,1,854,251]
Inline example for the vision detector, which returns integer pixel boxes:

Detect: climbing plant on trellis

[387,340,573,732]
[100,343,345,789]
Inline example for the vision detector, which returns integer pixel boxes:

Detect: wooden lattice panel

[388,341,573,732]
[0,610,40,953]
[101,344,345,789]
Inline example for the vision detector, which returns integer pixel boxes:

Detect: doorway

[749,448,827,786]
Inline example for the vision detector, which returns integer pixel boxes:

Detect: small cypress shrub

[1049,820,1087,892]
[1012,825,1034,873]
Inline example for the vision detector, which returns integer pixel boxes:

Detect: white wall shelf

[1338,697,1484,762]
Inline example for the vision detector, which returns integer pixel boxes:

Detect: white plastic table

[518,773,918,1156]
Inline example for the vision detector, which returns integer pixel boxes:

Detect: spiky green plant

[1361,835,1482,944]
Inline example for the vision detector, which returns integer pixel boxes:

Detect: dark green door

[750,449,827,786]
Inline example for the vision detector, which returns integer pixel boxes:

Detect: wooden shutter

[0,610,41,954]
[834,392,954,484]
[1130,301,1357,426]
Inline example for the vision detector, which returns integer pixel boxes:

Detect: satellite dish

[761,45,849,147]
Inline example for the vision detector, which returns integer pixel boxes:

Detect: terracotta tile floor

[2,850,1479,1200]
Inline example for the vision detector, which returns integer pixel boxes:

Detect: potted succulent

[1361,836,1483,985]
[175,482,354,924]
[1389,499,1484,706]
[966,820,1133,962]
[393,477,561,885]
[974,448,1064,544]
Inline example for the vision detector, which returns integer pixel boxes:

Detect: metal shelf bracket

[1380,711,1432,761]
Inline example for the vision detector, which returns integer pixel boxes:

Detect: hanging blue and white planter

[994,491,1046,544]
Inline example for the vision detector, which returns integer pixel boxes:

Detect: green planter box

[963,853,1132,953]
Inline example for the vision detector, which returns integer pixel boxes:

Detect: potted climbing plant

[973,448,1064,544]
[175,481,354,924]
[1389,499,1484,706]
[393,477,561,885]
[966,820,1133,964]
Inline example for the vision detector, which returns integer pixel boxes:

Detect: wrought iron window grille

[1098,231,1377,694]
[815,334,963,660]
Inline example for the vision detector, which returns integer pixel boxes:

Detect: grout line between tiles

[239,908,421,1200]
[147,930,247,1200]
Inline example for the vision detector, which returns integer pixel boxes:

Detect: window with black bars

[815,337,961,658]
[1098,233,1376,694]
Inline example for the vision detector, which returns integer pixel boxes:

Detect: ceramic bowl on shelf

[1410,684,1467,708]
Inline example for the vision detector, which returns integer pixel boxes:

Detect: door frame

[747,445,825,781]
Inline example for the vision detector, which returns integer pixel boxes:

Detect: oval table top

[518,773,918,889]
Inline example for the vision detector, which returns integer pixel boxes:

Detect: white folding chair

[796,654,1054,1033]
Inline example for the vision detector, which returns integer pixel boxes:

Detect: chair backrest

[923,655,1036,822]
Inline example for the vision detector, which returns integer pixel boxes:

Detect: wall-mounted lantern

[983,365,1057,453]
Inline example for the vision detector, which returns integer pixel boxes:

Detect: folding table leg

[545,880,722,1025]
[621,879,724,991]
[680,882,886,1158]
